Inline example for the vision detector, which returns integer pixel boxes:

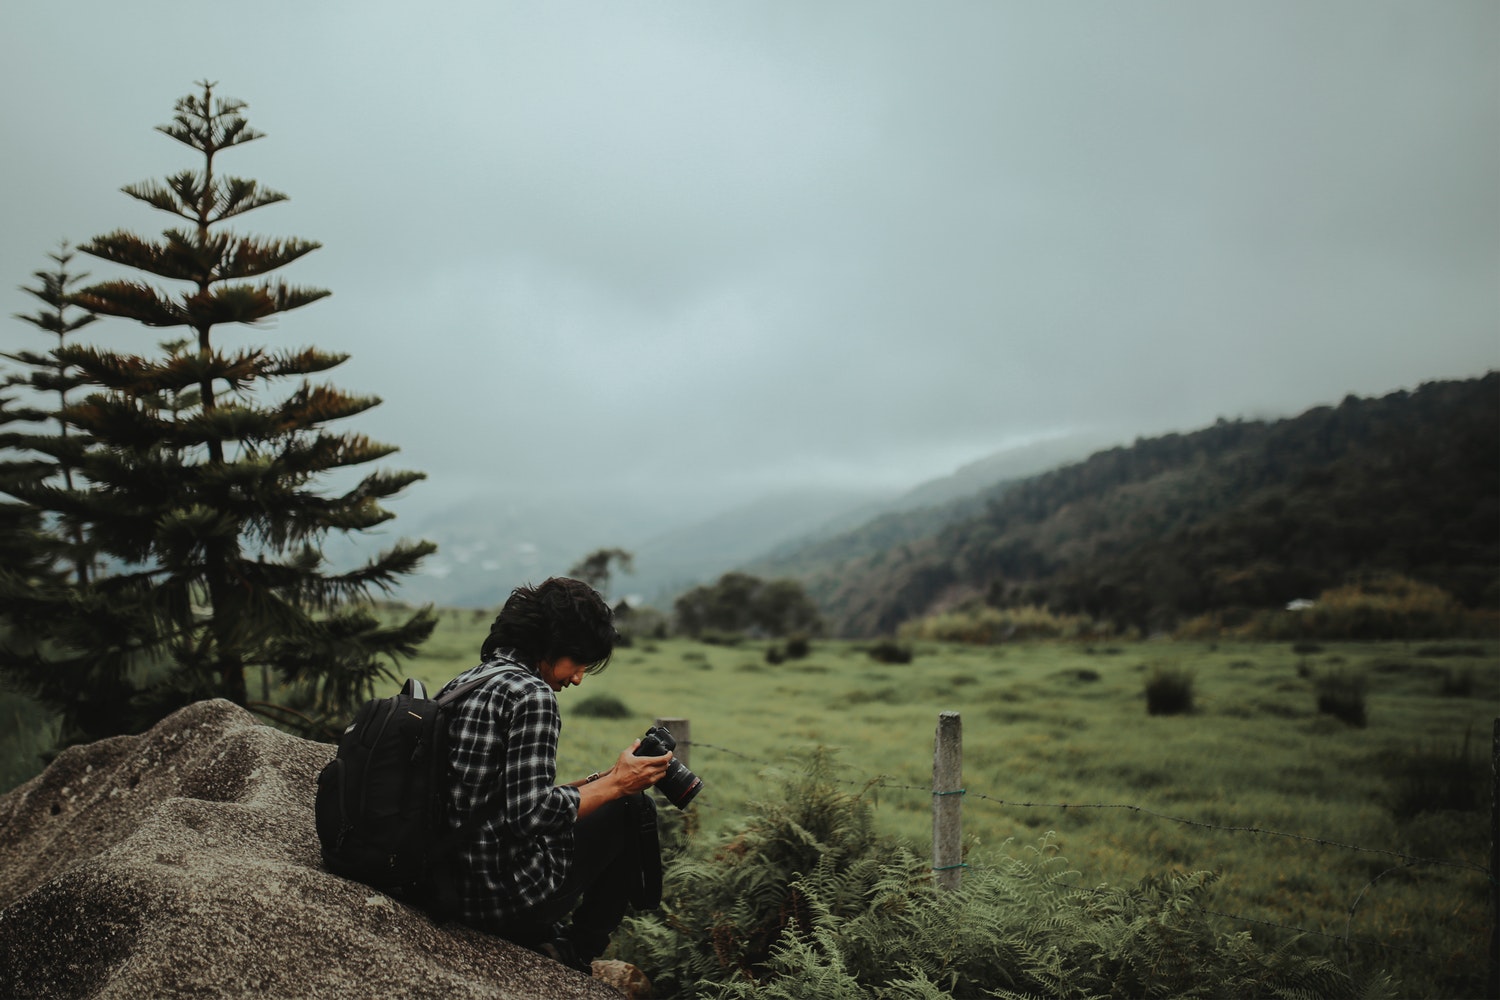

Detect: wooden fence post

[656,717,691,770]
[933,711,963,890]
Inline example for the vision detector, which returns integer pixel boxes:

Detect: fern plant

[616,751,1397,999]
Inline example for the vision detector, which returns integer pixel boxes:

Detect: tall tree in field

[0,248,137,741]
[2,244,100,584]
[0,247,98,726]
[1,82,437,741]
[0,392,60,590]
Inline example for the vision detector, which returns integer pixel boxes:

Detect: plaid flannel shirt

[440,653,582,929]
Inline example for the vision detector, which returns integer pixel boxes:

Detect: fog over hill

[365,431,1115,610]
[347,371,1496,630]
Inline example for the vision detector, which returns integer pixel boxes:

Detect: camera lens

[657,758,703,808]
[633,726,703,809]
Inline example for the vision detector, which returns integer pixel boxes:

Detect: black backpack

[314,669,503,910]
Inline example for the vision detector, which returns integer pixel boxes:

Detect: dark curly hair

[480,577,617,673]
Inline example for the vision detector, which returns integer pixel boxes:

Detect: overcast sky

[3,2,1497,524]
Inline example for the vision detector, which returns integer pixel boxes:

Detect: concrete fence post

[933,711,964,890]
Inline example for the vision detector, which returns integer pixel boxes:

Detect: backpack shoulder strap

[434,661,516,708]
[431,660,524,843]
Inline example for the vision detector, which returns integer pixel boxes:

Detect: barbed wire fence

[650,713,1500,995]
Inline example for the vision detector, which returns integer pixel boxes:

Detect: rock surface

[0,699,627,999]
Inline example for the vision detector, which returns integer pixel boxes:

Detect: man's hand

[610,739,673,795]
[574,740,673,819]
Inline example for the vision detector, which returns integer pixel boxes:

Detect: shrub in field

[616,752,1386,999]
[764,645,786,665]
[699,630,744,647]
[1172,613,1223,640]
[784,634,812,659]
[899,604,1095,643]
[1144,664,1195,715]
[571,694,633,719]
[1438,666,1476,697]
[1315,669,1367,727]
[1248,573,1483,640]
[866,640,913,664]
[1388,733,1485,821]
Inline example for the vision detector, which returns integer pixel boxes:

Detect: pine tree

[0,82,437,741]
[0,392,60,590]
[0,246,100,729]
[3,243,100,584]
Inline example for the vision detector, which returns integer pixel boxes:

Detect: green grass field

[408,610,1498,997]
[1,608,1490,995]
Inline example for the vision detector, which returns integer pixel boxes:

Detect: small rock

[592,959,652,998]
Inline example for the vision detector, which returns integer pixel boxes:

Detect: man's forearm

[574,770,627,819]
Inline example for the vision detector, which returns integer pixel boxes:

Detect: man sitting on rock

[438,577,670,972]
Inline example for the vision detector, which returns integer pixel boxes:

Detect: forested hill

[785,374,1499,637]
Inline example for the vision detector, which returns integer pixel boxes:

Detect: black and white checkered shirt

[439,653,582,928]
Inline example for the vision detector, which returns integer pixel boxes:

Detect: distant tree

[2,244,99,584]
[0,248,101,712]
[568,547,635,596]
[673,572,822,638]
[0,390,60,590]
[0,82,437,743]
[750,578,823,636]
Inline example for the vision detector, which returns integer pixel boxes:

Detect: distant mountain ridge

[383,433,1110,609]
[766,375,1499,636]
[744,433,1115,581]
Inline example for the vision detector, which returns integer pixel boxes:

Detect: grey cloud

[2,1,1496,528]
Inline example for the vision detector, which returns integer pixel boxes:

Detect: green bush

[783,634,811,659]
[866,640,913,665]
[899,604,1096,643]
[1314,669,1367,727]
[1439,666,1476,697]
[765,645,786,665]
[699,630,744,647]
[571,694,632,719]
[1247,574,1487,640]
[1144,664,1195,715]
[1388,734,1484,821]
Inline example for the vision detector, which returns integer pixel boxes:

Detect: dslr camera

[635,725,703,808]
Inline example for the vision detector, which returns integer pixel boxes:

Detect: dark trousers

[494,793,648,961]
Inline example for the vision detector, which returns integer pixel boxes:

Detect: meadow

[410,610,1498,997]
[0,608,1491,994]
